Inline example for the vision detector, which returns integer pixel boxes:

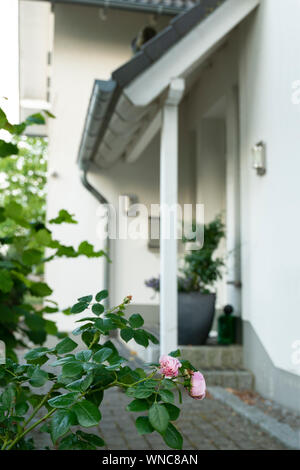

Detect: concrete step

[123,342,246,371]
[179,345,244,370]
[205,369,255,390]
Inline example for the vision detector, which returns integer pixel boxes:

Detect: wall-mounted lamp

[252,141,266,176]
[120,194,139,217]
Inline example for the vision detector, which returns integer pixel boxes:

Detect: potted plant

[145,216,225,345]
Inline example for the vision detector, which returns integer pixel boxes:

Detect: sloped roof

[77,0,260,170]
[78,0,226,170]
[40,0,199,15]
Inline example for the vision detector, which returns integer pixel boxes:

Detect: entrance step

[204,369,254,390]
[179,345,244,370]
[121,341,254,390]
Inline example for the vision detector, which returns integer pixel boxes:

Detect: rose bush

[0,291,205,450]
[0,106,106,360]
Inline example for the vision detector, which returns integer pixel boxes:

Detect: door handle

[227,281,242,288]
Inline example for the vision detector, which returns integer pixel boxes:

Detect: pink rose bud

[189,371,206,400]
[159,354,182,378]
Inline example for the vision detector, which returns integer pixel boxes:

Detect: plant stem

[88,332,100,350]
[3,368,18,378]
[4,408,56,451]
[23,385,55,428]
[1,439,8,451]
[116,370,157,389]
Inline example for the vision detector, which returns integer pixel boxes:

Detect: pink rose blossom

[159,355,182,378]
[189,371,206,400]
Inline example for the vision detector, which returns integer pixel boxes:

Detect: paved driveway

[97,388,287,450]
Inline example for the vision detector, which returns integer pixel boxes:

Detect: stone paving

[22,339,289,450]
[227,389,300,431]
[95,388,288,450]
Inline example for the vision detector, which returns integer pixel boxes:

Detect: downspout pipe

[80,169,110,308]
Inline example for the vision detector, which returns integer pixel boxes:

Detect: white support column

[225,86,241,315]
[160,78,185,355]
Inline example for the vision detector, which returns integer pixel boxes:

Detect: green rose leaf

[48,392,79,408]
[0,270,13,293]
[135,416,154,435]
[15,402,29,416]
[28,368,48,387]
[30,282,53,298]
[162,422,183,450]
[126,387,153,399]
[93,347,113,363]
[95,290,108,302]
[126,399,150,412]
[76,430,105,448]
[55,337,77,354]
[170,349,181,358]
[45,320,58,335]
[72,400,101,427]
[159,390,174,404]
[26,112,45,125]
[120,327,134,343]
[51,409,77,443]
[75,350,92,362]
[129,314,144,329]
[24,347,49,361]
[66,374,93,393]
[22,249,43,266]
[133,329,149,348]
[148,403,169,433]
[0,140,18,158]
[91,303,105,316]
[62,361,83,378]
[1,385,16,410]
[0,108,7,129]
[24,313,46,331]
[145,331,159,345]
[50,355,75,367]
[163,403,180,421]
[49,209,77,225]
[70,302,88,314]
[77,295,92,303]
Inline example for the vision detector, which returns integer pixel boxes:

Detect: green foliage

[145,216,225,295]
[0,292,199,450]
[0,107,106,359]
[0,134,47,238]
[181,215,226,293]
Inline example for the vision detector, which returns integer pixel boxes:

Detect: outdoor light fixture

[252,141,266,175]
[121,194,139,217]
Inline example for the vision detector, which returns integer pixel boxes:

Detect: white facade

[238,0,300,375]
[18,0,300,410]
[0,0,19,122]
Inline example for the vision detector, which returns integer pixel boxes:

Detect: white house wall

[238,0,300,380]
[19,1,53,134]
[45,4,172,330]
[19,1,51,103]
[0,0,19,122]
[44,3,239,330]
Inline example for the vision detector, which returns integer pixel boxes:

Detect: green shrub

[0,291,200,450]
[0,107,105,360]
[145,216,226,294]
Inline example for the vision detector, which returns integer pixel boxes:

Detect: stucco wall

[0,0,19,122]
[239,0,300,378]
[45,3,232,330]
[45,4,170,330]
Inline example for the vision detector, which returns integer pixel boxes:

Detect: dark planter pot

[178,292,216,345]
